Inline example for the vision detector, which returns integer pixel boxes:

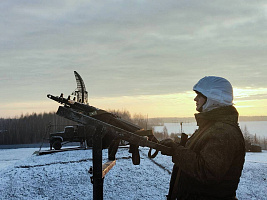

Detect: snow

[0,147,266,200]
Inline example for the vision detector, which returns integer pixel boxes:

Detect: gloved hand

[160,138,178,156]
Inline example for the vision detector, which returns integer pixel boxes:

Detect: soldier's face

[194,93,207,112]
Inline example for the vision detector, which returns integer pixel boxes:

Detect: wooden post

[93,125,104,200]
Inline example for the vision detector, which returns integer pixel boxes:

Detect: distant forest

[0,112,74,145]
[0,110,152,145]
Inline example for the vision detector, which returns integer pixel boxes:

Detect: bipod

[34,122,52,155]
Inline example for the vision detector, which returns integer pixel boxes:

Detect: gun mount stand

[92,125,104,200]
[89,125,116,200]
[55,106,171,199]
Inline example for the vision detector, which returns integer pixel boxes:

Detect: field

[0,147,266,200]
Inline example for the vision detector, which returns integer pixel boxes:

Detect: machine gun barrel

[47,94,99,113]
[47,94,143,131]
[56,106,172,155]
[47,93,172,160]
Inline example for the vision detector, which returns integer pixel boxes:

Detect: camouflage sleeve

[172,123,241,183]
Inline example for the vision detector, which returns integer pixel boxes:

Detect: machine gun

[47,93,172,165]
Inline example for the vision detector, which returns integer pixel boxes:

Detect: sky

[0,0,267,118]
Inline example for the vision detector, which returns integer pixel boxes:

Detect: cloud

[0,0,266,116]
[234,87,267,101]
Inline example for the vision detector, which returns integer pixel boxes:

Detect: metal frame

[92,125,104,199]
[90,125,116,200]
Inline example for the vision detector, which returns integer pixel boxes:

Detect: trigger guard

[148,148,159,158]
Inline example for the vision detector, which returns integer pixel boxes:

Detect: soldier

[161,76,246,200]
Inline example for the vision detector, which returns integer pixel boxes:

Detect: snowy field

[0,147,266,200]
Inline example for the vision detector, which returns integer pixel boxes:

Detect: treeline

[0,110,151,145]
[241,126,267,150]
[0,112,74,145]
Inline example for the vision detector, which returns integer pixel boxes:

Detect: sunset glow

[233,87,267,116]
[92,88,267,118]
[1,87,267,119]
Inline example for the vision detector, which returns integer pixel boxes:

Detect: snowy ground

[0,147,266,200]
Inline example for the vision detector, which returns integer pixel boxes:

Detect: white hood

[193,76,233,112]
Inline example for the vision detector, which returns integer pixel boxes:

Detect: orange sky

[2,87,266,119]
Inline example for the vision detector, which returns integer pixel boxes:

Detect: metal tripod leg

[93,125,104,200]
